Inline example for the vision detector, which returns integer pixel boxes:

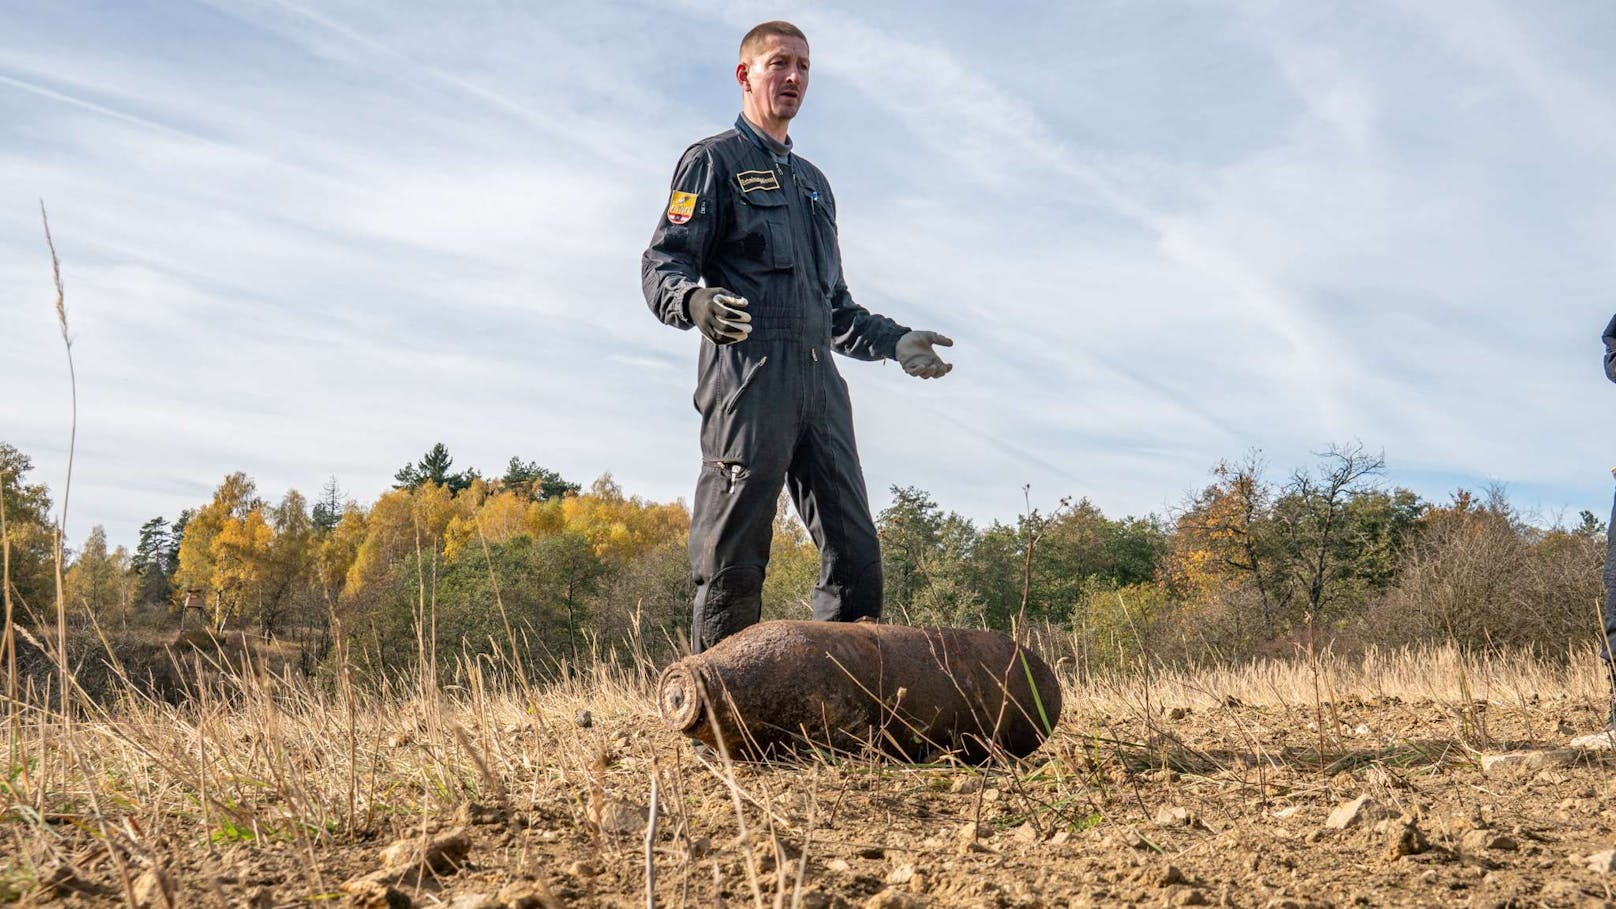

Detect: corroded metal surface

[656,621,1062,761]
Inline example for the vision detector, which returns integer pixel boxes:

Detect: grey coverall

[1602,315,1616,674]
[642,115,911,653]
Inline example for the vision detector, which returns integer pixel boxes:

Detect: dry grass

[1074,642,1607,713]
[1,637,1611,906]
[13,212,1616,907]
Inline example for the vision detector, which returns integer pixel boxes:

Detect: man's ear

[735,61,749,90]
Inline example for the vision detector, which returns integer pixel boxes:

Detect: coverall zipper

[722,356,768,414]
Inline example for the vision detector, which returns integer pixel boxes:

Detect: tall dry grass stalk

[40,201,79,811]
[33,199,81,821]
[2,459,17,792]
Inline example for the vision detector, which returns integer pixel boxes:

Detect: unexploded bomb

[656,620,1061,761]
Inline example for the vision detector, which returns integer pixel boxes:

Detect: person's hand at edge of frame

[896,330,953,379]
[689,287,752,345]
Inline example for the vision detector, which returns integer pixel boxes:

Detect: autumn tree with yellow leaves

[7,435,1603,686]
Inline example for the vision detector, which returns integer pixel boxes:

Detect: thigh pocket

[703,458,750,495]
[720,356,769,415]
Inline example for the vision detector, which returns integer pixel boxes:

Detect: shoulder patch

[666,191,697,225]
[736,170,781,193]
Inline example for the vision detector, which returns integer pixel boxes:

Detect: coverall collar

[736,113,792,158]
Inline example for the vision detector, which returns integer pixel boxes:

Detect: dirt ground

[12,685,1616,909]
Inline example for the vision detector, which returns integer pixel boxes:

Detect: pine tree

[500,457,579,501]
[394,443,477,494]
[133,516,172,605]
[166,508,193,605]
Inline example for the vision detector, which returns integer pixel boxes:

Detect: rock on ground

[1325,795,1385,830]
[377,827,472,875]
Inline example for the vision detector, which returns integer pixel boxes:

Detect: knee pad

[695,565,765,650]
[849,560,884,620]
[706,564,764,605]
[814,560,883,623]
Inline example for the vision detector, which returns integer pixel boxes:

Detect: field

[5,641,1616,909]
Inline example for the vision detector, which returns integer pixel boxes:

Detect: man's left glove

[895,330,954,379]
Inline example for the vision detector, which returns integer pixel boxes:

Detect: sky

[4,0,1616,550]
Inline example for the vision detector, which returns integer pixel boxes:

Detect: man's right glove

[687,287,752,345]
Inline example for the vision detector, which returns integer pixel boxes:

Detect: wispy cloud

[3,0,1613,546]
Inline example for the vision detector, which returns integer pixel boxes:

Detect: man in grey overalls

[1574,315,1616,746]
[642,20,953,653]
[1597,315,1616,734]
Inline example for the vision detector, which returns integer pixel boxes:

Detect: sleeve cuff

[880,325,913,361]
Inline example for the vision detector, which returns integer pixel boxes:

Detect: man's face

[738,34,810,122]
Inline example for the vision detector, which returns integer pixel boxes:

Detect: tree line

[1,440,1604,684]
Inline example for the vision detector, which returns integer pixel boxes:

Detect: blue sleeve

[1604,314,1616,384]
[642,144,724,329]
[820,183,910,361]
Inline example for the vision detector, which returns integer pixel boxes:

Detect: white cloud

[2,0,1613,549]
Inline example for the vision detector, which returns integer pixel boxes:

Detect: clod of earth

[864,889,925,909]
[496,880,557,909]
[656,620,1062,761]
[342,879,412,909]
[957,821,992,842]
[1460,829,1517,852]
[452,802,506,827]
[1585,849,1616,873]
[1480,749,1589,773]
[132,866,176,909]
[1325,795,1386,830]
[1568,730,1616,749]
[955,820,997,855]
[1154,805,1197,828]
[343,826,473,898]
[1155,864,1186,887]
[1382,815,1429,860]
[590,798,648,836]
[377,827,472,875]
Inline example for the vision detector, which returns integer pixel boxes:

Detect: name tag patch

[666,191,698,224]
[736,170,781,193]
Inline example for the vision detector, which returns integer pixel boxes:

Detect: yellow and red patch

[666,191,698,225]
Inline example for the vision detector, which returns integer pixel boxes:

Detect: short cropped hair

[739,21,808,61]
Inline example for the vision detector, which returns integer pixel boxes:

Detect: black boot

[1605,669,1616,733]
[1572,666,1616,747]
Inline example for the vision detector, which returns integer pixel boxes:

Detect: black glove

[687,287,752,345]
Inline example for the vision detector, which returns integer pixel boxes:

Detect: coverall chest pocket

[734,191,795,271]
[806,190,841,293]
